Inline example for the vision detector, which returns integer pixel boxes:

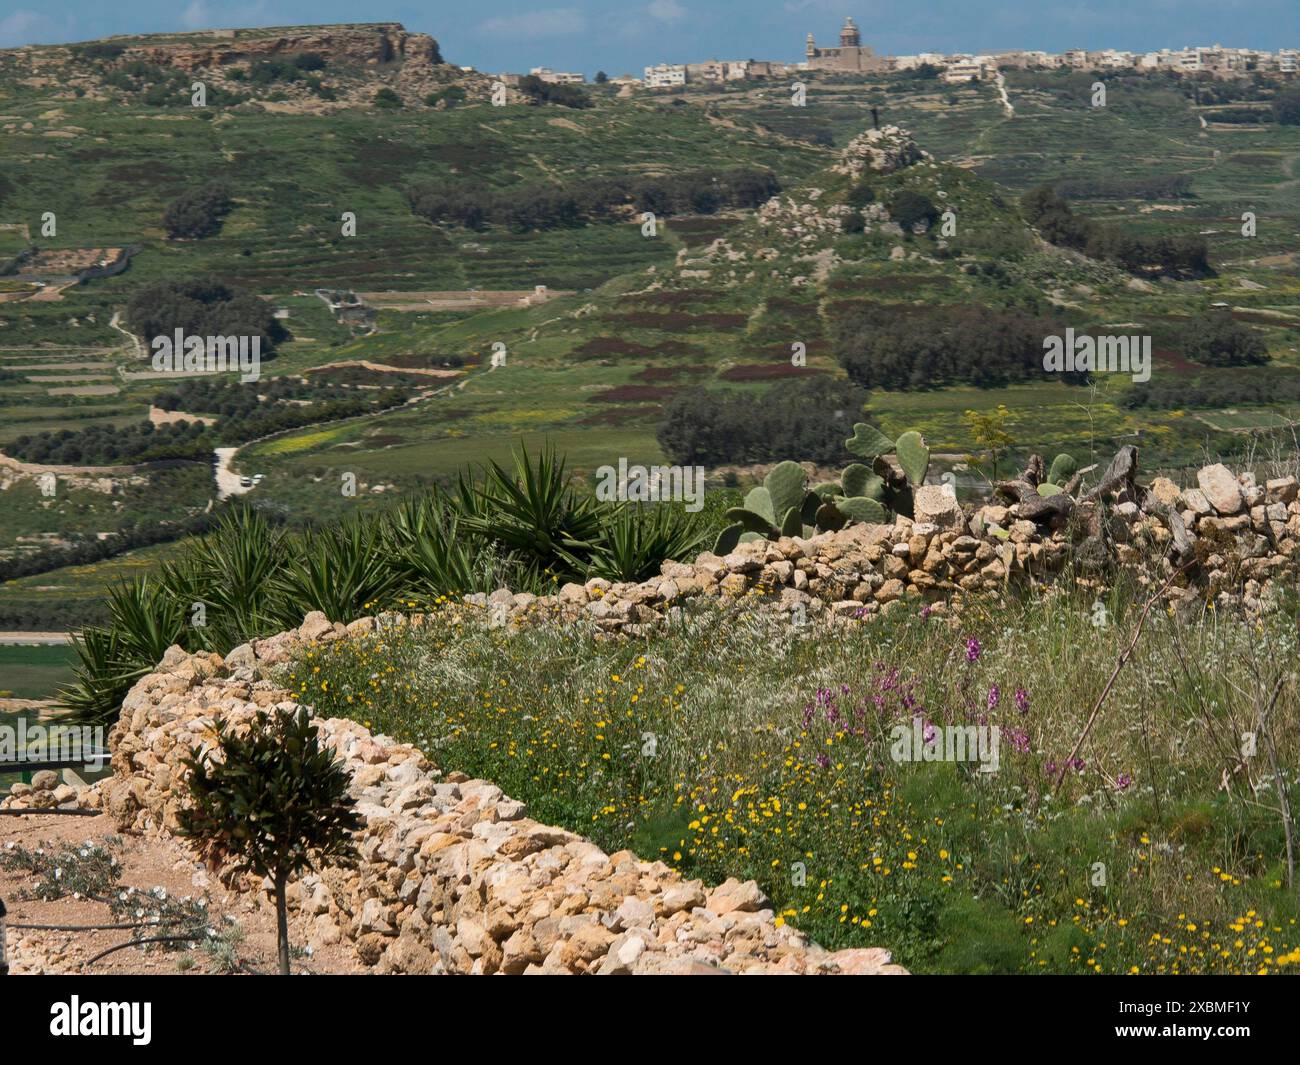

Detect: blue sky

[2,1,1297,77]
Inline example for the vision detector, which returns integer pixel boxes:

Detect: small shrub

[179,707,362,975]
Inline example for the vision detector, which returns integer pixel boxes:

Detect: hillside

[2,25,1300,618]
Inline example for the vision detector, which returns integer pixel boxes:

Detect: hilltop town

[510,17,1299,88]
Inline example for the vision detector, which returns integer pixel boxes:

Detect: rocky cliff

[104,24,442,72]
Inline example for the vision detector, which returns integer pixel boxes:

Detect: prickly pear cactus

[845,422,896,460]
[895,430,930,488]
[1047,453,1077,488]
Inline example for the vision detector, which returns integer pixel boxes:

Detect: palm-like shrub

[179,508,289,648]
[273,518,404,625]
[458,444,604,588]
[385,493,514,600]
[58,580,189,723]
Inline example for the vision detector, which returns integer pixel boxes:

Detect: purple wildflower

[1001,727,1030,754]
[965,636,982,662]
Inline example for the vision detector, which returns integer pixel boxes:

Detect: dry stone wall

[71,635,905,976]
[6,462,1296,973]
[460,465,1300,635]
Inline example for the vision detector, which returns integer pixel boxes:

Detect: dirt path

[1,810,362,975]
[994,72,1014,118]
[214,446,253,501]
[108,310,142,359]
[0,632,71,644]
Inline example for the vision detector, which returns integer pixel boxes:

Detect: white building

[1278,50,1299,73]
[644,63,687,88]
[943,55,995,82]
[1096,50,1136,69]
[530,67,585,84]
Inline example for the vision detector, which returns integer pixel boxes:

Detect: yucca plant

[385,493,514,600]
[460,444,604,586]
[177,508,289,646]
[273,518,404,625]
[58,580,189,723]
[568,503,709,583]
[57,627,141,724]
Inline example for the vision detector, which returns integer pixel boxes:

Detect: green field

[0,643,78,699]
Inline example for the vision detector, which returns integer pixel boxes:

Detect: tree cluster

[408,168,779,233]
[1126,367,1300,410]
[163,184,234,240]
[8,420,211,466]
[831,301,1082,390]
[1272,85,1300,125]
[517,75,592,109]
[656,377,869,465]
[1179,310,1270,367]
[1054,174,1192,200]
[124,278,287,353]
[1021,185,1210,276]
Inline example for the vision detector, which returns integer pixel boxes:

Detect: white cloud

[475,8,588,39]
[647,0,687,25]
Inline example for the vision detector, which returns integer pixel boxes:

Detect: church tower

[839,17,860,48]
[806,32,817,59]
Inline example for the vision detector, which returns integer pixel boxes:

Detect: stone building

[804,17,886,73]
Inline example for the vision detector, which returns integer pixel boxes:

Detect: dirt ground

[1,811,363,975]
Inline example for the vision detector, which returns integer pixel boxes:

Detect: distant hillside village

[500,16,1300,88]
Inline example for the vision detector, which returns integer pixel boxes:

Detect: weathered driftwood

[1062,464,1098,497]
[1017,491,1074,524]
[1084,445,1139,503]
[1139,485,1197,561]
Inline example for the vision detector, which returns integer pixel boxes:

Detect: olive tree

[179,707,361,975]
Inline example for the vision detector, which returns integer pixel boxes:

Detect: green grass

[284,582,1300,975]
[0,643,79,698]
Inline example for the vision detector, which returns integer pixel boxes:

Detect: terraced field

[3,30,1300,606]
